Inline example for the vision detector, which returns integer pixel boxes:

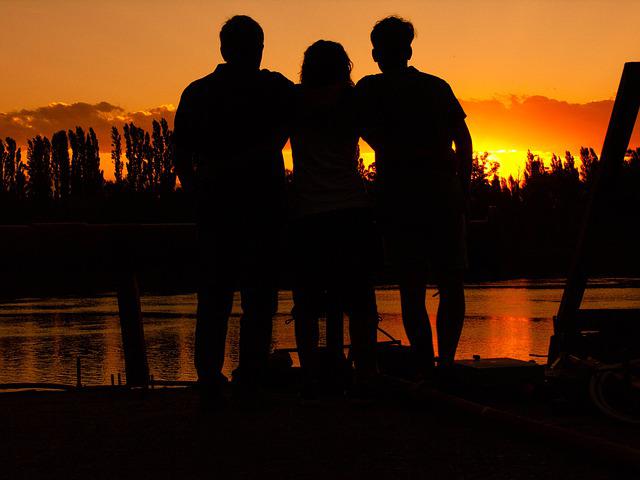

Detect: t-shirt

[174,63,294,225]
[290,84,370,218]
[355,67,466,223]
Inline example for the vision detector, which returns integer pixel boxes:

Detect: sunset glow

[1,0,639,180]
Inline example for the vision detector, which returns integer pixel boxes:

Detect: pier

[2,386,637,480]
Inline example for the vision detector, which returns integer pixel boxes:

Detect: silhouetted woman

[290,40,379,397]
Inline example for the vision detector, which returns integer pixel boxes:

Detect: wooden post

[116,271,149,386]
[552,62,640,362]
[326,310,344,359]
[76,356,82,388]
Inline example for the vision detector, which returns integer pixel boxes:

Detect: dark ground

[1,388,634,480]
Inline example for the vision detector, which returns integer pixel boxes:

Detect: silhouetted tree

[51,130,70,200]
[0,139,5,194]
[579,147,599,184]
[523,150,546,184]
[471,152,499,189]
[490,172,501,193]
[26,135,52,202]
[111,127,123,186]
[357,157,376,184]
[159,118,176,193]
[506,174,521,200]
[623,147,640,170]
[355,145,376,191]
[143,131,153,191]
[123,122,145,192]
[564,151,580,183]
[149,119,177,194]
[550,153,562,174]
[68,127,86,197]
[15,147,26,200]
[620,147,640,209]
[469,152,501,216]
[3,137,18,194]
[151,120,164,192]
[3,125,640,279]
[84,128,104,194]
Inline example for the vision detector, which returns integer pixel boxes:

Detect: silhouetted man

[174,15,292,401]
[355,16,472,377]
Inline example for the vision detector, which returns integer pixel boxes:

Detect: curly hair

[300,40,353,87]
[370,16,415,51]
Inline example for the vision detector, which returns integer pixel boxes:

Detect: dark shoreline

[2,276,640,304]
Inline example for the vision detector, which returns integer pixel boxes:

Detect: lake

[2,278,640,386]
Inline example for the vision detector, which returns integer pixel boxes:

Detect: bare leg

[435,272,465,367]
[292,288,321,376]
[325,289,344,364]
[344,283,378,378]
[238,284,277,384]
[195,284,234,386]
[399,275,435,375]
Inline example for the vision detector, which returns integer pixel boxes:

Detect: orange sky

[1,0,639,179]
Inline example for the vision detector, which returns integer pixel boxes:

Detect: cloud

[458,96,639,177]
[0,101,175,150]
[462,95,639,154]
[0,102,176,179]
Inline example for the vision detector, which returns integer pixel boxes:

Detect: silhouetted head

[220,15,264,70]
[300,40,353,88]
[370,16,414,72]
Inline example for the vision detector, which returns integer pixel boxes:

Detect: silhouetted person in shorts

[174,15,293,401]
[289,40,379,398]
[355,16,473,377]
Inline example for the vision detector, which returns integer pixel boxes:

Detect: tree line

[2,118,639,278]
[465,146,640,277]
[3,117,637,210]
[0,118,175,203]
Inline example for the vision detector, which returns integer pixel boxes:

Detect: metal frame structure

[549,62,640,364]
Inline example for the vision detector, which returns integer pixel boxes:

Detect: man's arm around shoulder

[354,75,384,150]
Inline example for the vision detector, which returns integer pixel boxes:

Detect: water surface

[1,279,639,385]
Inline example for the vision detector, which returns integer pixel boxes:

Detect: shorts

[377,170,467,281]
[381,213,467,281]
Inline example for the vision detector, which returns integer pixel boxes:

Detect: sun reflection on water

[1,282,639,385]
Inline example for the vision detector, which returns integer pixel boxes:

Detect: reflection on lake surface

[1,279,640,385]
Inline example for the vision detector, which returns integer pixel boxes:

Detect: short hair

[370,16,414,51]
[300,40,353,87]
[220,15,264,54]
